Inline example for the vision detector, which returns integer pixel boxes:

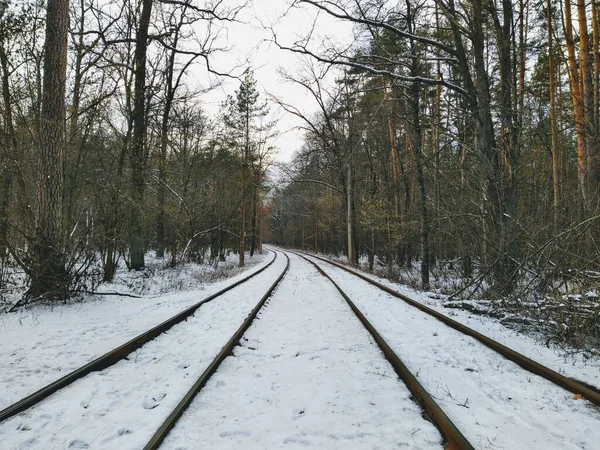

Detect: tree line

[0,0,273,304]
[267,0,600,303]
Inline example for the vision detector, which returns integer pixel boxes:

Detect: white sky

[192,0,353,163]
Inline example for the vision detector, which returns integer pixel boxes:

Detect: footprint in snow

[283,437,311,446]
[219,431,251,438]
[68,439,90,449]
[142,393,166,410]
[293,408,306,420]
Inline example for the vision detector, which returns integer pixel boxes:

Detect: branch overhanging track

[300,251,600,407]
[0,250,279,423]
[142,250,290,450]
[294,251,474,450]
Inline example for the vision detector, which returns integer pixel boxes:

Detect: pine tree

[223,70,273,266]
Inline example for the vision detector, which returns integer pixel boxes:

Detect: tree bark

[129,0,153,270]
[0,42,16,258]
[564,0,588,201]
[250,181,258,256]
[28,0,70,299]
[547,0,561,224]
[346,163,355,265]
[406,0,429,289]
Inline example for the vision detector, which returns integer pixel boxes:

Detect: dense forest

[264,0,600,349]
[0,0,598,348]
[0,0,274,304]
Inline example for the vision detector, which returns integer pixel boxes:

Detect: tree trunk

[406,0,429,290]
[548,0,561,224]
[103,134,129,281]
[346,163,355,265]
[129,0,153,270]
[564,0,588,201]
[590,0,600,190]
[250,182,257,256]
[156,47,177,258]
[0,42,16,258]
[28,0,70,299]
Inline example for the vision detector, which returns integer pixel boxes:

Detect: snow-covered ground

[302,254,600,450]
[312,255,600,391]
[0,251,271,411]
[161,252,443,450]
[0,251,284,450]
[2,248,600,449]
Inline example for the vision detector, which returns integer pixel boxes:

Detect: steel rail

[302,252,600,406]
[143,252,290,450]
[0,251,278,423]
[295,252,473,450]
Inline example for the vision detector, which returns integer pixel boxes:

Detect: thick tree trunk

[496,0,519,291]
[410,81,429,290]
[593,0,600,163]
[129,0,153,270]
[239,184,245,266]
[577,0,597,191]
[28,0,70,299]
[590,0,600,189]
[156,74,174,259]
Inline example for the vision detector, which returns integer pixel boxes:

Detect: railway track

[2,249,599,449]
[0,250,287,445]
[293,251,473,450]
[300,251,600,406]
[142,252,290,449]
[297,251,600,449]
[147,249,454,449]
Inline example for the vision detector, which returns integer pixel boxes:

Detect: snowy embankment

[0,252,284,450]
[161,252,443,450]
[0,252,270,411]
[304,254,600,450]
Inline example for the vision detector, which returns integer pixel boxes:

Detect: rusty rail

[143,252,290,450]
[0,251,278,423]
[303,252,600,407]
[295,252,474,450]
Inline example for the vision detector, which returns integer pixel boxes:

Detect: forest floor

[0,249,599,449]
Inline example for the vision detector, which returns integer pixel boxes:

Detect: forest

[0,0,598,351]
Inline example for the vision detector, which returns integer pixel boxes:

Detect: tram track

[0,251,289,450]
[151,249,449,450]
[3,249,599,449]
[297,250,600,449]
[142,251,290,449]
[300,251,600,406]
[294,251,473,450]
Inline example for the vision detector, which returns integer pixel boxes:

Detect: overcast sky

[193,0,353,163]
